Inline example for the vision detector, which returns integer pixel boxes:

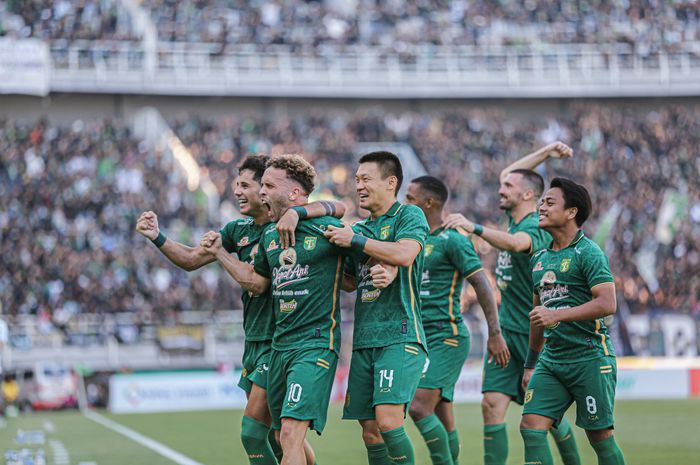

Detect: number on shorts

[288,383,302,402]
[585,395,597,414]
[379,369,394,388]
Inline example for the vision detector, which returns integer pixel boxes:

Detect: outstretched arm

[276,200,347,248]
[443,214,533,253]
[467,270,510,367]
[500,141,573,183]
[136,211,214,271]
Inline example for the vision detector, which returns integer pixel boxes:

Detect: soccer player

[520,177,625,465]
[200,155,395,465]
[324,151,429,465]
[404,176,510,465]
[443,142,581,465]
[136,155,345,465]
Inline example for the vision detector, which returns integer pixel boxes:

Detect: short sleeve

[395,205,429,248]
[581,244,614,288]
[219,221,238,254]
[520,223,551,255]
[448,231,483,277]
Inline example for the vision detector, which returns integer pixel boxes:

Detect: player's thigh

[266,348,288,431]
[282,348,338,434]
[567,357,617,430]
[343,348,377,421]
[246,340,272,392]
[482,328,528,404]
[372,342,427,409]
[244,383,271,424]
[419,334,469,403]
[522,361,572,427]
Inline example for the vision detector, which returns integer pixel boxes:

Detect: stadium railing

[31,41,700,97]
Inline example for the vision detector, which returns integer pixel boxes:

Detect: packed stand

[0,0,136,42]
[0,118,243,342]
[141,0,700,53]
[171,103,700,315]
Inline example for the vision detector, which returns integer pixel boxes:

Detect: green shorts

[482,327,529,404]
[523,356,617,430]
[418,333,470,402]
[267,347,338,433]
[343,342,427,420]
[238,340,273,394]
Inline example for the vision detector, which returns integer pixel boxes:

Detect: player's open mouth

[358,194,369,200]
[238,199,248,206]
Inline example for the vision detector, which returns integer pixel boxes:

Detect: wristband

[473,224,484,236]
[524,348,540,369]
[151,231,167,248]
[350,234,368,251]
[290,206,308,219]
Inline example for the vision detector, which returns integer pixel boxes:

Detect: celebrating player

[442,142,581,465]
[520,177,625,465]
[324,151,429,465]
[136,155,345,465]
[404,175,509,465]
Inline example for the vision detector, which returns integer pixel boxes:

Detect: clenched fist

[136,211,159,240]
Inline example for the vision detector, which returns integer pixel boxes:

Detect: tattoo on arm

[320,201,336,217]
[469,271,502,336]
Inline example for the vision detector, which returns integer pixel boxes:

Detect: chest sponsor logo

[303,236,317,251]
[380,225,391,240]
[272,262,310,289]
[361,288,381,302]
[533,261,543,272]
[279,299,298,313]
[237,236,250,247]
[425,244,434,256]
[497,251,512,270]
[279,248,298,268]
[267,239,279,251]
[540,270,557,286]
[560,258,572,272]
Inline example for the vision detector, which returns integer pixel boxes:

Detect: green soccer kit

[418,227,483,401]
[523,230,617,430]
[220,218,275,392]
[482,211,552,404]
[254,216,346,432]
[343,202,430,420]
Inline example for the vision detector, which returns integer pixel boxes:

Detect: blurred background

[0,1,699,464]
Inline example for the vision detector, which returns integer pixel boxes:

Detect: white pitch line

[83,410,204,465]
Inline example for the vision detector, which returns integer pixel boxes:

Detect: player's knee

[360,422,383,445]
[408,400,431,421]
[519,414,538,430]
[586,428,613,444]
[481,395,505,423]
[279,419,305,448]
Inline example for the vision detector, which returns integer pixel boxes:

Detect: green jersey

[530,230,615,363]
[253,216,345,352]
[495,212,551,334]
[420,227,483,338]
[220,218,274,342]
[348,202,429,350]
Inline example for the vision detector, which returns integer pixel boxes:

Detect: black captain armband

[151,231,167,248]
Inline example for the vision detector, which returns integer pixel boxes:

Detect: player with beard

[136,155,346,465]
[405,175,509,465]
[520,177,624,465]
[199,154,396,465]
[324,151,429,465]
[442,143,582,465]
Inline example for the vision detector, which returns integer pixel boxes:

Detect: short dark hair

[509,169,545,198]
[238,154,270,183]
[411,175,448,204]
[359,151,403,195]
[550,177,592,227]
[266,154,316,195]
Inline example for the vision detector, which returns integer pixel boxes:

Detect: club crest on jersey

[279,248,297,268]
[533,261,543,272]
[425,244,434,256]
[380,225,391,240]
[540,270,557,287]
[560,258,572,272]
[303,236,317,251]
[524,389,533,403]
[267,240,279,251]
[237,236,250,247]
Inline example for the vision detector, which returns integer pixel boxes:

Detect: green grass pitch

[2,400,699,464]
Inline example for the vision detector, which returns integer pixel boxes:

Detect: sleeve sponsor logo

[267,239,279,251]
[237,236,250,247]
[533,261,543,271]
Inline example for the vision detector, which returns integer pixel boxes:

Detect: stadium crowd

[2,0,698,52]
[1,103,699,342]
